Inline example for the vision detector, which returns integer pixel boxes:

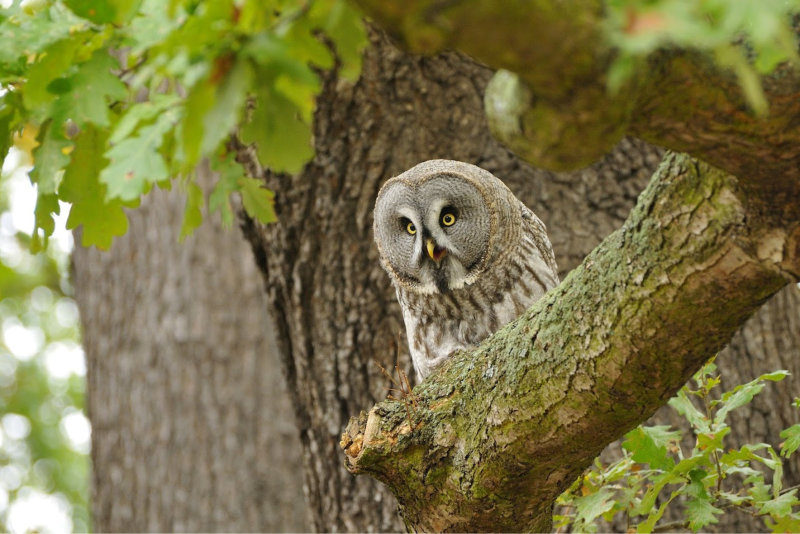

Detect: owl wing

[520,205,560,283]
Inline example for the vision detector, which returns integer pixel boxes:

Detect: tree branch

[355,1,800,183]
[341,152,800,531]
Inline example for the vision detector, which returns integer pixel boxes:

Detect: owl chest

[398,285,526,369]
[405,305,487,351]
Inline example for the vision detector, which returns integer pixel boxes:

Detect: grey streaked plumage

[374,159,559,380]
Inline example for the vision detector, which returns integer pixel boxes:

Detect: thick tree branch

[355,1,800,182]
[341,152,800,531]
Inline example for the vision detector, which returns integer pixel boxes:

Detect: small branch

[652,520,691,533]
[375,361,419,426]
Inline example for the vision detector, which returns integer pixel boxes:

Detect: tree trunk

[237,28,800,531]
[72,165,307,532]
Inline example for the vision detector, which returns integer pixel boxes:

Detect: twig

[652,520,690,533]
[374,361,419,426]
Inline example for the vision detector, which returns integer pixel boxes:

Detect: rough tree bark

[236,27,800,532]
[72,166,307,532]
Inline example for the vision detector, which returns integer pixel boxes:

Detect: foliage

[1,0,798,250]
[0,164,88,532]
[0,0,366,250]
[605,0,800,112]
[554,359,800,533]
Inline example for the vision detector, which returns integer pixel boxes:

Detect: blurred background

[0,146,89,533]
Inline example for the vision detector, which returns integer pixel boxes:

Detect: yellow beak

[426,238,446,262]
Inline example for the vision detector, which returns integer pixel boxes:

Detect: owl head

[374,160,523,295]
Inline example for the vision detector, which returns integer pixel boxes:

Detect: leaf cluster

[0,0,366,249]
[555,359,800,533]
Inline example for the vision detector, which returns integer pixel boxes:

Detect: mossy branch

[341,152,800,532]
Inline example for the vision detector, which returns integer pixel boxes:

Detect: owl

[373,159,560,380]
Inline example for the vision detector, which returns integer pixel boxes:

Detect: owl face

[374,172,492,294]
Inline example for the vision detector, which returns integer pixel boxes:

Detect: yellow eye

[441,212,456,226]
[406,221,416,235]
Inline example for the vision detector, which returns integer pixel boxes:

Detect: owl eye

[405,220,417,235]
[440,209,457,227]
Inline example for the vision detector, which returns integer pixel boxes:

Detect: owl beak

[426,238,447,262]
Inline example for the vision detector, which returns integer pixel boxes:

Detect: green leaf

[720,443,770,467]
[766,445,784,496]
[209,151,275,227]
[63,0,116,24]
[696,426,730,453]
[635,494,674,533]
[29,121,70,194]
[208,154,239,226]
[766,514,800,533]
[281,14,334,70]
[780,424,800,458]
[757,370,790,382]
[239,84,313,174]
[179,181,204,240]
[52,51,128,127]
[181,57,252,168]
[32,192,60,252]
[685,469,710,497]
[21,36,85,118]
[110,94,180,145]
[636,455,705,514]
[312,0,366,81]
[668,390,709,432]
[243,33,320,86]
[747,474,773,502]
[0,5,81,77]
[180,75,216,167]
[125,0,180,54]
[685,496,722,531]
[100,109,176,201]
[623,426,678,471]
[573,488,615,529]
[59,125,131,249]
[681,470,724,531]
[64,0,142,24]
[715,371,787,425]
[759,490,800,517]
[274,73,318,123]
[0,91,22,161]
[239,176,276,224]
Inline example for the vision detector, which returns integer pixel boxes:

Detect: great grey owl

[373,159,560,380]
